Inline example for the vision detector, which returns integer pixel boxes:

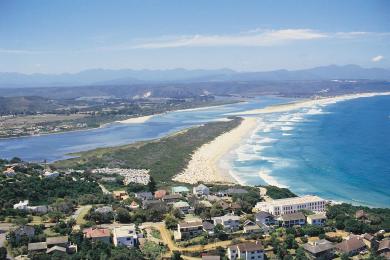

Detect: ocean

[223,95,390,208]
[1,94,389,207]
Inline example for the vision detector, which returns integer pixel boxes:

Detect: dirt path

[153,222,246,253]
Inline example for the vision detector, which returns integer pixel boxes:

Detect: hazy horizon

[1,0,389,74]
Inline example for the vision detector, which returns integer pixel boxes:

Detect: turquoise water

[1,95,389,207]
[224,95,390,208]
[0,96,291,162]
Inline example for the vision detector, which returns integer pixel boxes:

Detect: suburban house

[303,239,335,259]
[336,235,367,256]
[193,184,210,196]
[171,186,190,195]
[202,221,215,236]
[112,225,139,248]
[13,226,35,241]
[212,214,240,232]
[162,194,183,204]
[28,242,47,254]
[83,228,111,243]
[362,233,377,249]
[14,200,29,210]
[3,167,16,177]
[135,192,154,201]
[255,211,275,226]
[175,221,204,241]
[95,206,113,214]
[243,220,261,234]
[227,241,264,260]
[28,205,48,214]
[254,195,326,216]
[128,201,140,210]
[28,236,76,256]
[142,200,168,211]
[277,212,306,227]
[43,170,59,178]
[112,190,128,200]
[377,238,390,259]
[173,201,191,214]
[306,213,327,226]
[154,189,167,199]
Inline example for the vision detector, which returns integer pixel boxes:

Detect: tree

[171,251,182,260]
[295,247,309,260]
[164,214,178,230]
[0,247,7,260]
[116,207,131,223]
[148,176,156,193]
[341,253,350,260]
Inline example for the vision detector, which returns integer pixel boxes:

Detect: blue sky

[0,0,389,73]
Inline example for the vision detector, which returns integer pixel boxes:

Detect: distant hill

[0,65,389,88]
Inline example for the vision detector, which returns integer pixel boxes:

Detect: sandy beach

[173,91,390,186]
[173,117,258,184]
[229,92,390,115]
[116,115,155,124]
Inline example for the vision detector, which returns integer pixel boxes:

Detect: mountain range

[0,65,389,88]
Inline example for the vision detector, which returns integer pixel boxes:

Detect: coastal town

[1,159,389,260]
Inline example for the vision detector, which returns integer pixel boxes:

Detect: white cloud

[372,55,384,62]
[132,29,328,49]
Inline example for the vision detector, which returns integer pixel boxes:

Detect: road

[146,222,247,254]
[0,223,15,259]
[70,205,92,226]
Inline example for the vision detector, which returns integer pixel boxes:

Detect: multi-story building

[254,195,326,216]
[112,225,139,248]
[175,221,203,241]
[227,241,264,260]
[212,214,240,232]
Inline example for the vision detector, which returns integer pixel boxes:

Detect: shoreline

[173,117,258,184]
[174,91,390,188]
[228,92,390,116]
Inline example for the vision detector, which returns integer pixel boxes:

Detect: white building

[254,195,326,216]
[112,225,138,248]
[307,213,327,226]
[193,184,210,196]
[43,171,59,179]
[212,214,240,232]
[14,200,29,210]
[227,241,264,260]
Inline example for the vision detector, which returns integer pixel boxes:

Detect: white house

[3,167,16,177]
[112,225,139,248]
[175,221,203,241]
[307,213,327,226]
[212,214,240,232]
[173,201,191,214]
[254,195,326,216]
[227,241,264,260]
[43,171,60,179]
[193,184,210,196]
[14,200,29,210]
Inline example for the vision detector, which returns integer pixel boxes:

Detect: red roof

[83,228,110,238]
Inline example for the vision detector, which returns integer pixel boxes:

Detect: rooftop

[46,236,68,245]
[229,241,263,252]
[257,195,325,207]
[113,225,137,237]
[179,221,203,228]
[307,212,327,220]
[83,228,111,238]
[278,212,306,221]
[303,239,335,254]
[28,242,47,251]
[172,186,190,193]
[336,236,366,253]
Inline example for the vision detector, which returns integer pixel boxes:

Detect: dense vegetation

[264,185,297,199]
[327,203,390,233]
[55,118,242,184]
